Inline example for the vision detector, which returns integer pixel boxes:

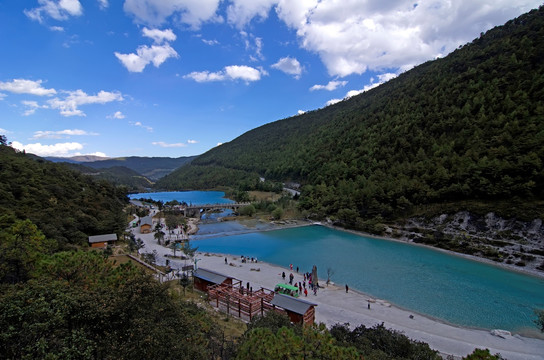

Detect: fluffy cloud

[152,141,186,148]
[0,79,56,96]
[310,80,348,91]
[21,100,49,116]
[326,72,397,106]
[25,0,83,23]
[123,0,222,28]
[98,0,108,9]
[48,89,124,116]
[142,27,176,43]
[108,111,125,119]
[227,0,277,28]
[11,140,84,157]
[185,65,265,83]
[271,57,303,79]
[115,27,179,72]
[115,44,178,72]
[130,121,153,132]
[226,0,539,77]
[32,129,97,139]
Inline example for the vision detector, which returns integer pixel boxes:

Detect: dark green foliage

[156,8,544,224]
[0,250,218,360]
[329,323,441,360]
[534,309,544,332]
[462,348,504,360]
[48,155,197,180]
[0,145,127,247]
[236,324,360,360]
[65,163,153,192]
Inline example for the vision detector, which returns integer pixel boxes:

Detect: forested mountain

[157,8,544,224]
[0,143,127,247]
[48,155,197,180]
[65,163,153,192]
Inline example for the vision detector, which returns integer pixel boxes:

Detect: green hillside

[156,8,544,224]
[66,163,154,191]
[81,155,197,180]
[0,143,127,247]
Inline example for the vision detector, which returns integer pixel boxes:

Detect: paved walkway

[129,219,544,360]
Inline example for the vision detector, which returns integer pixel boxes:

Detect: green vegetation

[66,163,154,192]
[0,144,127,247]
[0,230,223,359]
[49,155,197,180]
[534,309,544,332]
[156,8,544,228]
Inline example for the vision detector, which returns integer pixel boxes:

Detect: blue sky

[0,0,539,158]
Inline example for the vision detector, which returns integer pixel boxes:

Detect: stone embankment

[391,211,544,275]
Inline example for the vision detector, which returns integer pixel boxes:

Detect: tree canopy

[156,7,544,225]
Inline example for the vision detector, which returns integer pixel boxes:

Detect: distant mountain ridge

[47,155,197,181]
[156,7,544,225]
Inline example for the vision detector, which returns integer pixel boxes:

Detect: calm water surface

[195,225,544,333]
[129,191,234,205]
[130,192,544,332]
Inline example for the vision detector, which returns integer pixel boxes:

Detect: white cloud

[115,44,179,72]
[273,0,540,77]
[130,121,153,132]
[297,110,306,115]
[0,79,56,96]
[345,72,397,98]
[48,89,123,117]
[326,72,397,106]
[98,0,108,10]
[152,141,186,148]
[271,57,302,78]
[115,27,178,72]
[0,128,11,134]
[21,100,49,116]
[50,26,64,32]
[326,98,342,106]
[142,27,176,44]
[25,0,83,23]
[123,0,222,28]
[32,129,97,139]
[108,111,125,119]
[187,139,198,144]
[310,80,347,91]
[227,0,277,28]
[11,140,84,157]
[184,65,265,83]
[202,39,219,46]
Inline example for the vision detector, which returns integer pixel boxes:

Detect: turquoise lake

[131,192,544,333]
[129,191,234,205]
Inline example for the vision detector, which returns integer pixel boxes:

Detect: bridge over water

[183,202,251,218]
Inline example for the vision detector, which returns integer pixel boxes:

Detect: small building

[270,293,317,326]
[88,233,118,248]
[140,215,153,234]
[193,268,233,292]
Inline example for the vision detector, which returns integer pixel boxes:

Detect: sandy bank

[195,252,544,360]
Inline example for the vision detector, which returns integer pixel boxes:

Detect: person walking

[345,284,349,293]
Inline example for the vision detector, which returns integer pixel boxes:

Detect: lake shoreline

[194,251,544,360]
[191,216,544,280]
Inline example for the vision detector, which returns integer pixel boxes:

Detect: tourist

[296,266,299,273]
[282,271,286,280]
[225,257,227,264]
[304,288,308,297]
[346,284,349,293]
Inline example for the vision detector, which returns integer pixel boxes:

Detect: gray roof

[270,293,317,315]
[88,233,118,243]
[140,216,153,226]
[193,268,230,284]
